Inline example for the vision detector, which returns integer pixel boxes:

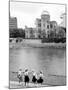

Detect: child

[17,69,23,84]
[24,69,29,86]
[32,71,37,84]
[37,71,44,85]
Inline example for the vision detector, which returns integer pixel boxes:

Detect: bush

[42,38,66,43]
[9,29,25,38]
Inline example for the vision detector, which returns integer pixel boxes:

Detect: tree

[18,29,25,38]
[9,28,25,38]
[57,27,65,38]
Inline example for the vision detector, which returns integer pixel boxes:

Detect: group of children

[17,69,44,86]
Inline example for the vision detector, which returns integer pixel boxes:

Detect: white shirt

[24,71,28,75]
[39,73,43,78]
[33,72,37,78]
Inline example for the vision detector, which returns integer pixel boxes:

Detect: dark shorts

[24,75,29,83]
[37,77,43,84]
[32,76,37,83]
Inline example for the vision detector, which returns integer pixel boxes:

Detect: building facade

[25,26,38,39]
[36,11,58,38]
[41,11,50,33]
[9,16,17,29]
[25,11,66,39]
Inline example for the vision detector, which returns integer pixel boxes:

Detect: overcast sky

[10,1,66,29]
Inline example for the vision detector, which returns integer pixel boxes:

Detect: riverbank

[9,42,66,49]
[10,81,49,88]
[9,70,66,89]
[9,72,66,88]
[9,39,66,48]
[22,42,66,48]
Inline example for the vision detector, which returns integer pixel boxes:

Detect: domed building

[41,11,50,22]
[35,10,58,38]
[41,11,50,37]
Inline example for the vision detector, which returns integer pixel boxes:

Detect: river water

[9,47,66,85]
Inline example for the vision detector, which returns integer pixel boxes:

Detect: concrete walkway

[9,81,49,88]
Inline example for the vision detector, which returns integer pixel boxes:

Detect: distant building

[35,11,57,38]
[25,11,64,39]
[25,26,38,38]
[33,28,38,38]
[35,18,41,32]
[9,16,17,29]
[41,11,50,32]
[25,26,29,38]
[35,18,41,38]
[50,21,57,30]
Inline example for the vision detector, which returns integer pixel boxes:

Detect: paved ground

[9,81,49,89]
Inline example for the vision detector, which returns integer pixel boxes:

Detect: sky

[10,1,66,29]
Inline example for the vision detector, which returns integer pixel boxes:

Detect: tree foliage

[9,28,25,38]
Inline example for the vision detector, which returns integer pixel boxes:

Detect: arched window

[50,24,53,28]
[47,25,49,29]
